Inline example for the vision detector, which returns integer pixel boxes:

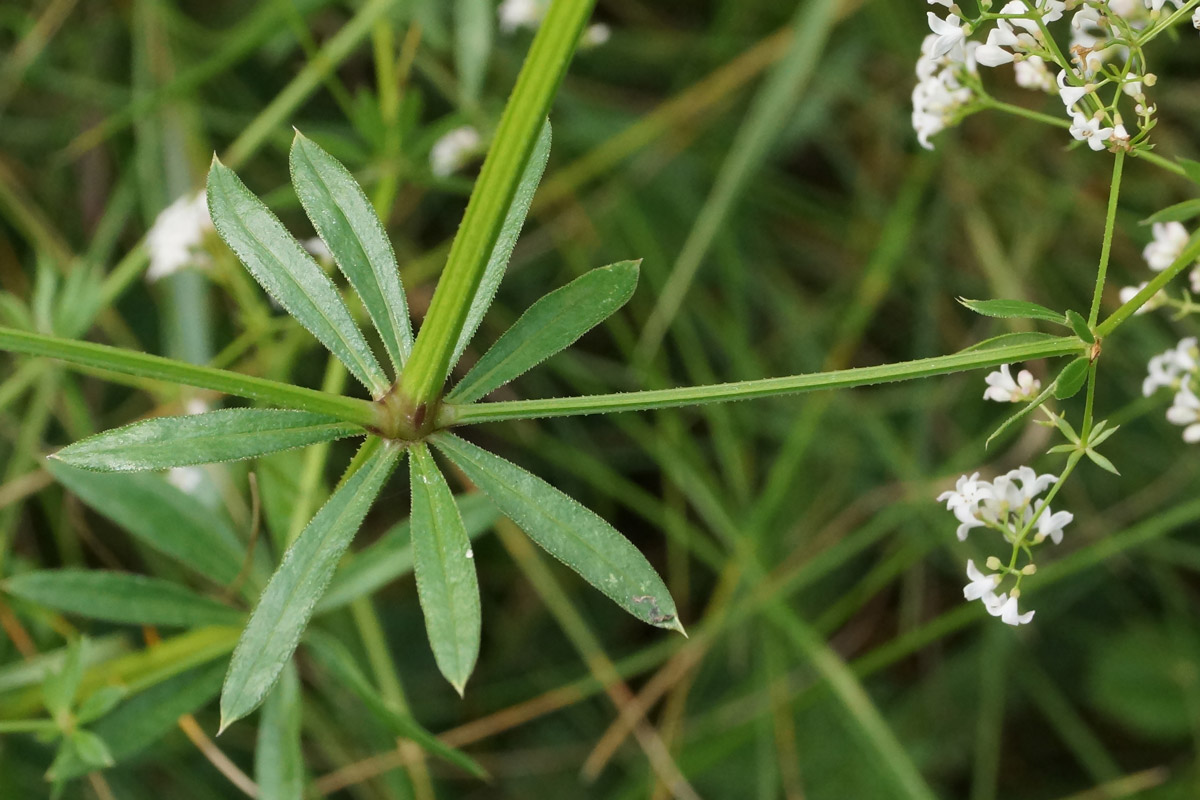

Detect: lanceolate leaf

[4,570,243,628]
[961,331,1063,353]
[52,409,362,472]
[957,297,1066,326]
[256,662,304,800]
[432,433,683,633]
[1054,356,1090,400]
[207,157,389,395]
[448,120,552,372]
[47,461,245,586]
[409,443,481,695]
[220,439,402,730]
[317,493,496,613]
[1142,199,1200,225]
[291,132,414,373]
[448,260,640,404]
[304,630,488,779]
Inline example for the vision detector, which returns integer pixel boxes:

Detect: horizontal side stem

[439,337,1085,426]
[0,327,379,428]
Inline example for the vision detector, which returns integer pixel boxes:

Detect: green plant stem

[0,327,379,428]
[439,337,1084,426]
[1097,229,1200,338]
[398,0,595,409]
[1132,148,1187,178]
[1089,150,1124,327]
[984,98,1071,130]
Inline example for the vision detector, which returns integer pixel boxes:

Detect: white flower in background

[984,364,1041,402]
[1166,385,1200,442]
[498,0,546,32]
[1014,57,1054,92]
[912,31,977,149]
[1193,8,1200,29]
[938,472,993,541]
[927,0,952,6]
[927,12,968,59]
[1142,337,1196,396]
[582,23,611,48]
[167,399,211,495]
[1190,266,1200,294]
[430,126,482,177]
[303,237,333,263]
[146,192,213,283]
[1143,221,1190,271]
[963,559,1000,601]
[1118,282,1166,315]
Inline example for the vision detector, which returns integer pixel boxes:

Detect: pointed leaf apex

[451,680,467,698]
[210,153,223,167]
[668,617,688,638]
[216,715,232,736]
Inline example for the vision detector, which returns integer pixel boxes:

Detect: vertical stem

[398,0,595,410]
[1089,150,1124,327]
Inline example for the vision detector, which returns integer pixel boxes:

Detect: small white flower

[984,364,1041,402]
[927,0,952,6]
[1014,57,1054,92]
[927,13,968,59]
[938,472,992,541]
[167,466,205,495]
[146,192,213,282]
[430,126,482,177]
[303,237,333,263]
[1193,8,1200,29]
[498,0,546,32]
[1190,265,1200,295]
[1143,338,1197,396]
[1118,282,1165,315]
[994,594,1035,626]
[1166,385,1200,442]
[1056,70,1092,110]
[1143,221,1190,272]
[581,23,611,48]
[963,559,1001,601]
[1033,502,1073,545]
[1069,112,1113,151]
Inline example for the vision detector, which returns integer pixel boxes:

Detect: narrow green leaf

[50,662,225,781]
[1178,157,1200,187]
[304,630,488,779]
[318,493,496,613]
[409,443,481,695]
[69,730,114,770]
[1142,199,1200,225]
[52,409,362,472]
[985,380,1058,450]
[291,132,414,373]
[432,433,682,633]
[4,570,243,628]
[220,439,402,730]
[455,0,493,107]
[1086,449,1121,475]
[960,331,1063,353]
[1054,357,1090,400]
[448,120,552,373]
[958,297,1066,325]
[75,687,126,725]
[256,662,305,800]
[448,260,639,404]
[1065,310,1094,343]
[47,461,245,586]
[207,157,389,395]
[42,640,84,718]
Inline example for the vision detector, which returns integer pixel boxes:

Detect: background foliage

[1,0,1200,798]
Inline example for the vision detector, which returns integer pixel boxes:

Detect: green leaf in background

[448,120,552,372]
[1054,357,1090,400]
[220,439,402,730]
[52,409,362,472]
[41,639,84,719]
[317,492,496,613]
[1178,157,1200,187]
[1142,199,1200,225]
[409,443,481,695]
[455,0,493,108]
[960,331,1064,353]
[0,637,127,696]
[1065,310,1094,344]
[957,297,1066,326]
[207,157,390,395]
[255,661,305,800]
[4,570,243,628]
[50,662,225,781]
[448,260,640,404]
[291,132,414,373]
[432,433,683,633]
[75,686,126,725]
[69,729,114,769]
[304,630,488,779]
[1087,624,1200,740]
[46,461,245,586]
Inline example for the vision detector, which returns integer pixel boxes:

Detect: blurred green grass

[2,1,1200,798]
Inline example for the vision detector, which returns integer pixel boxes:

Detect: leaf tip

[665,617,687,637]
[450,679,467,698]
[216,716,232,736]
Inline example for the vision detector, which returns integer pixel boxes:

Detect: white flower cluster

[498,0,610,46]
[1143,336,1200,441]
[939,467,1073,625]
[984,364,1041,402]
[430,126,483,177]
[145,192,213,282]
[916,0,1195,151]
[1119,221,1200,313]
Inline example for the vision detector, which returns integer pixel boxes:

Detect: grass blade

[431,433,682,633]
[4,570,243,627]
[207,156,389,395]
[317,493,496,613]
[52,409,362,472]
[255,662,305,800]
[220,439,402,730]
[448,121,553,373]
[304,630,488,779]
[47,461,245,586]
[409,443,481,695]
[291,132,414,373]
[448,260,639,404]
